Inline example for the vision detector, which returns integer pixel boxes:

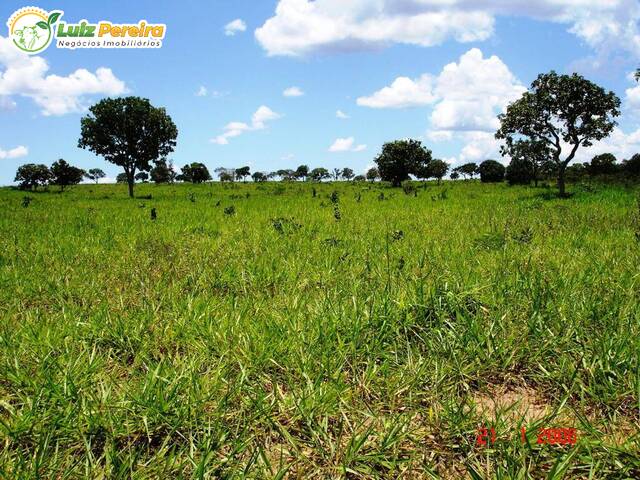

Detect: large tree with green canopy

[496,72,620,197]
[78,97,178,197]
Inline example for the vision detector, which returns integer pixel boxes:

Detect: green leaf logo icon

[48,12,61,25]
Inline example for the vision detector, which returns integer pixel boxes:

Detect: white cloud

[256,0,640,58]
[360,48,524,137]
[225,19,247,36]
[283,86,304,97]
[357,74,436,108]
[211,105,281,145]
[195,85,208,97]
[0,145,28,159]
[252,105,281,127]
[281,153,295,161]
[0,36,127,115]
[430,48,526,134]
[572,127,640,163]
[336,109,349,119]
[358,48,524,166]
[457,132,503,164]
[625,73,640,112]
[329,137,366,152]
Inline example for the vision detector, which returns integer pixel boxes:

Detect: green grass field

[1,180,639,478]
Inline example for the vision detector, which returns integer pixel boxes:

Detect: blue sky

[1,0,640,184]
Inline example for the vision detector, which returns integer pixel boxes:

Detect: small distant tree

[50,159,85,191]
[589,153,617,175]
[505,158,534,185]
[218,171,234,182]
[85,168,106,184]
[182,163,211,183]
[366,167,380,182]
[450,171,460,180]
[14,164,51,190]
[252,171,268,182]
[427,159,449,185]
[150,160,176,183]
[331,168,341,181]
[496,71,620,197]
[353,175,366,182]
[295,165,309,181]
[310,167,330,182]
[623,154,640,176]
[341,167,355,181]
[135,171,149,183]
[116,173,128,183]
[214,167,234,182]
[374,139,432,187]
[235,166,251,181]
[78,96,178,198]
[277,169,296,181]
[565,163,589,182]
[503,139,552,187]
[478,160,505,183]
[455,162,478,180]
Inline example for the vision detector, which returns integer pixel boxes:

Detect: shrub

[478,160,505,183]
[505,158,534,185]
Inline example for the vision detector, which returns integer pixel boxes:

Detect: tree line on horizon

[11,70,635,197]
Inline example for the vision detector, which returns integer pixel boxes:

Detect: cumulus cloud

[211,106,281,145]
[359,48,525,166]
[360,48,525,135]
[336,109,349,119]
[225,19,247,36]
[0,36,127,116]
[357,75,436,108]
[572,127,640,163]
[195,86,208,97]
[0,145,28,159]
[283,86,304,97]
[255,0,640,58]
[329,137,366,152]
[430,48,526,134]
[625,74,640,113]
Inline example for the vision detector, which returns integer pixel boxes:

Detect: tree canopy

[85,168,106,184]
[309,167,330,182]
[589,153,617,175]
[366,167,380,182]
[235,166,251,181]
[427,159,449,184]
[78,96,178,197]
[180,163,211,183]
[496,71,620,196]
[150,160,176,183]
[15,164,52,190]
[50,159,85,191]
[374,139,432,187]
[478,160,505,183]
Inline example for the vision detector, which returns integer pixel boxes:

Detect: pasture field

[0,180,639,478]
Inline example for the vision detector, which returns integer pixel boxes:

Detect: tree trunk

[557,165,566,198]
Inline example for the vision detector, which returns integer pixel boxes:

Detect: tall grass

[0,180,638,478]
